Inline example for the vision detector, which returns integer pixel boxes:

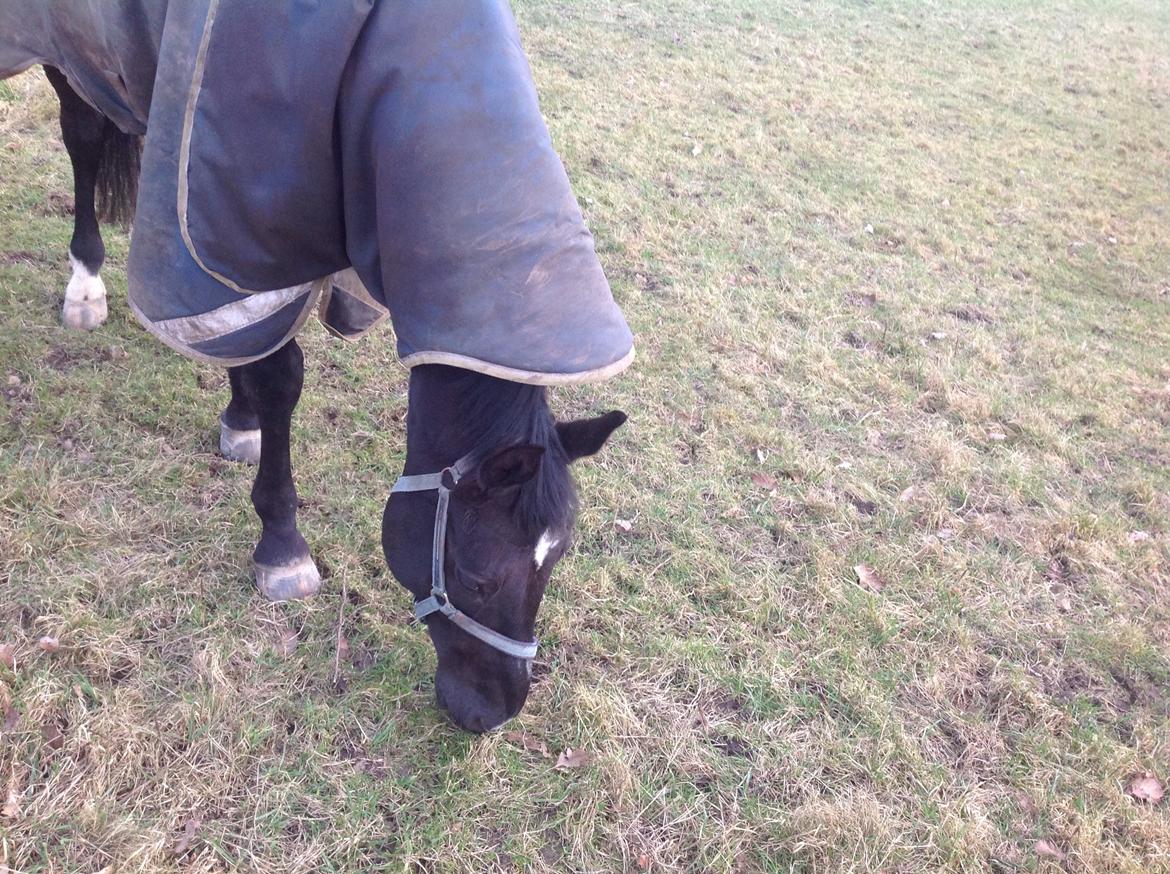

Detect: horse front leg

[219,367,262,465]
[45,66,109,331]
[232,339,321,601]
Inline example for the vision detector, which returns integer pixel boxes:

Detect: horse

[1,0,634,733]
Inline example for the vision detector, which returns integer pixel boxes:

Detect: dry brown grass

[3,0,1170,871]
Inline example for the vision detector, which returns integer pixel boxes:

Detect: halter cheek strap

[391,455,539,661]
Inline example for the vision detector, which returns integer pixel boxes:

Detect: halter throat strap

[391,455,539,661]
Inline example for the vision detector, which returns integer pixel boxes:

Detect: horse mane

[448,370,578,538]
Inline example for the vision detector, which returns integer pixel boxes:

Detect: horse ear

[556,411,627,463]
[476,445,545,493]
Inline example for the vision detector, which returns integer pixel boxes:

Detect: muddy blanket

[1,0,634,383]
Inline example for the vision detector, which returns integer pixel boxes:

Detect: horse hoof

[61,295,108,331]
[254,557,322,602]
[220,418,261,465]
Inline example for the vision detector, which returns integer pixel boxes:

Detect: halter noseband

[391,455,539,661]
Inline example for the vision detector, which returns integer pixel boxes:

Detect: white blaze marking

[66,253,107,303]
[534,529,559,569]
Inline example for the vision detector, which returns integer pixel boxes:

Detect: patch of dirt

[710,734,754,760]
[1,250,43,265]
[43,345,104,372]
[39,190,73,216]
[947,304,997,324]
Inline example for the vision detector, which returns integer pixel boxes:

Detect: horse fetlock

[219,417,262,465]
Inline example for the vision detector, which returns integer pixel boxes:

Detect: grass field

[2,0,1170,871]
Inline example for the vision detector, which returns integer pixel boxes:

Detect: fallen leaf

[988,431,1007,442]
[1127,771,1165,804]
[897,485,917,503]
[37,636,60,654]
[0,643,13,669]
[505,730,550,757]
[555,747,595,770]
[1056,594,1072,612]
[275,628,299,658]
[853,564,886,593]
[637,852,651,870]
[173,817,201,856]
[755,448,767,463]
[3,704,18,732]
[750,472,777,490]
[5,374,20,387]
[41,721,64,752]
[1035,839,1066,861]
[1,781,19,818]
[614,518,634,533]
[1128,530,1151,543]
[337,634,351,662]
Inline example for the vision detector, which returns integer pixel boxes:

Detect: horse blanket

[0,0,634,384]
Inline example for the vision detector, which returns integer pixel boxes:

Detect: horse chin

[433,656,531,734]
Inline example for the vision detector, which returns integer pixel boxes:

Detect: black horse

[4,0,633,733]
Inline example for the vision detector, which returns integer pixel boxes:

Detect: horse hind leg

[45,66,109,330]
[232,339,321,601]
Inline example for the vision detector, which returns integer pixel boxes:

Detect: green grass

[2,0,1169,870]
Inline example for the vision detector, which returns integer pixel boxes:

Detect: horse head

[383,365,625,732]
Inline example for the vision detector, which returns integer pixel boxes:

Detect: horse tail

[95,125,142,227]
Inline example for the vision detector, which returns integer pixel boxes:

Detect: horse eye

[454,566,499,597]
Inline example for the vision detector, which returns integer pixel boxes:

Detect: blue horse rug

[0,0,635,384]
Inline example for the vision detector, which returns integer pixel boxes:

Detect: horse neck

[403,365,546,474]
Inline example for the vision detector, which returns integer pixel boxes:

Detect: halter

[391,455,539,661]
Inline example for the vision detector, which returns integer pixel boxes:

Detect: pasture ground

[2,1,1169,871]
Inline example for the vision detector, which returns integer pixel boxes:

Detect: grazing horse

[1,0,634,733]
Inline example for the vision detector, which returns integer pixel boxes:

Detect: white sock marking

[66,253,107,304]
[534,529,559,569]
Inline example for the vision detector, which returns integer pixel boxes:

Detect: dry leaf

[637,852,651,870]
[897,485,917,503]
[988,431,1007,442]
[555,747,595,770]
[614,518,634,533]
[41,721,64,752]
[1056,594,1072,612]
[275,628,298,658]
[1127,771,1165,804]
[505,730,550,757]
[1,781,19,819]
[0,643,14,670]
[853,564,885,592]
[1035,839,1066,861]
[337,634,351,662]
[1128,530,1151,543]
[173,817,201,856]
[37,636,60,654]
[750,472,777,490]
[3,704,18,732]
